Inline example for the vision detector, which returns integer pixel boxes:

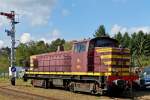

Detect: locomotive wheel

[90,83,97,94]
[49,81,54,89]
[63,81,69,90]
[91,90,97,95]
[31,80,33,85]
[44,79,49,89]
[90,83,102,95]
[69,82,75,92]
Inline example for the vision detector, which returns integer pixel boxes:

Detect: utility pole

[0,11,19,85]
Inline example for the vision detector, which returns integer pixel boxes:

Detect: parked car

[139,67,150,88]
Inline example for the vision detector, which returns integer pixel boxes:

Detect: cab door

[71,42,88,72]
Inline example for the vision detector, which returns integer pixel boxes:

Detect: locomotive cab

[71,40,89,72]
[71,37,119,73]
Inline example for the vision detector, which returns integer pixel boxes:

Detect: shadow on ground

[133,88,150,100]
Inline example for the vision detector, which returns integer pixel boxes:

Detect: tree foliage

[64,41,73,51]
[0,38,67,71]
[114,32,123,44]
[0,49,9,72]
[114,31,150,67]
[49,39,65,52]
[94,25,109,37]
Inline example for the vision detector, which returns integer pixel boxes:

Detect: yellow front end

[96,47,130,76]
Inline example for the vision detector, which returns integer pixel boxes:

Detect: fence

[0,71,25,79]
[0,72,9,79]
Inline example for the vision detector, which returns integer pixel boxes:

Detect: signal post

[0,11,19,85]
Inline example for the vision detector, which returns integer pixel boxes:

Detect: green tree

[122,32,130,48]
[49,38,65,52]
[16,40,51,67]
[64,41,73,51]
[16,43,29,66]
[0,48,10,71]
[144,34,150,56]
[129,31,150,67]
[113,31,150,67]
[94,25,109,37]
[114,31,123,44]
[35,41,49,54]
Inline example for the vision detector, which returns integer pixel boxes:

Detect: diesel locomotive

[23,37,138,95]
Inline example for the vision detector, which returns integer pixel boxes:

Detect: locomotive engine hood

[95,47,130,76]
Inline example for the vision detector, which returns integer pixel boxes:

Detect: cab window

[74,43,86,53]
[89,38,118,49]
[95,39,118,47]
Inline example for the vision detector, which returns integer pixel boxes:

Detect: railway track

[0,83,149,100]
[0,86,57,100]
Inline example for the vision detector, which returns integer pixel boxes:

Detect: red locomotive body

[24,37,138,95]
[34,51,72,72]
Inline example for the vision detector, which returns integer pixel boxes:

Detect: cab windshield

[89,37,119,50]
[95,39,118,47]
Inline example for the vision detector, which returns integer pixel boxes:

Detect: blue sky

[0,0,150,48]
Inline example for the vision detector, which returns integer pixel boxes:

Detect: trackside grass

[0,78,101,100]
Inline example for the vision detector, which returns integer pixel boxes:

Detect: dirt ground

[0,78,150,100]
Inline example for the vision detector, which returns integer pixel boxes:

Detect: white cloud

[111,24,122,34]
[62,9,70,16]
[40,38,47,43]
[39,38,51,43]
[51,29,60,39]
[111,24,150,35]
[20,33,31,43]
[39,29,61,43]
[0,16,9,28]
[0,0,56,26]
[129,26,150,33]
[0,40,4,48]
[111,24,127,34]
[19,29,60,44]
